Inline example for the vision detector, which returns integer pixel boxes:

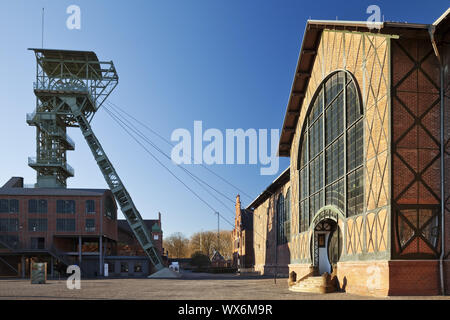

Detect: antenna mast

[41,8,44,48]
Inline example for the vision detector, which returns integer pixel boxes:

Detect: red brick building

[0,176,165,278]
[235,168,291,276]
[232,195,254,269]
[271,9,450,296]
[117,214,163,257]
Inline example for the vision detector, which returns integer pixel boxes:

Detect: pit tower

[27,48,164,271]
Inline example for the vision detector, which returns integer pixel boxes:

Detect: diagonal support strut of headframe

[63,96,164,271]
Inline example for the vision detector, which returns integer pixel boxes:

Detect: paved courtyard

[0,271,449,300]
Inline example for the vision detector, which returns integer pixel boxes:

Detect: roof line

[246,167,290,210]
[433,8,450,26]
[277,14,438,157]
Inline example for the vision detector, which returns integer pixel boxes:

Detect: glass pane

[309,154,323,194]
[346,81,360,126]
[29,200,37,213]
[300,168,308,200]
[0,200,9,213]
[285,189,291,221]
[325,136,344,185]
[420,210,439,248]
[326,178,345,212]
[300,134,308,169]
[347,167,363,216]
[309,115,323,159]
[9,200,19,213]
[402,209,417,227]
[347,120,363,171]
[325,92,344,145]
[325,73,345,105]
[56,200,64,213]
[38,200,47,214]
[309,191,323,221]
[399,215,415,247]
[309,88,323,124]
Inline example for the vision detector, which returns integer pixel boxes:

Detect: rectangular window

[29,199,37,213]
[120,262,129,273]
[29,200,48,214]
[30,237,45,249]
[134,262,142,273]
[9,200,19,213]
[300,200,309,233]
[85,219,95,232]
[0,219,19,232]
[57,200,76,214]
[56,218,76,232]
[28,219,48,232]
[86,200,95,214]
[38,200,47,213]
[0,199,17,213]
[300,169,308,200]
[0,199,8,213]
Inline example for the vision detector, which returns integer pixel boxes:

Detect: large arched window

[298,71,363,233]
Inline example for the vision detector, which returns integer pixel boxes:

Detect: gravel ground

[0,271,449,300]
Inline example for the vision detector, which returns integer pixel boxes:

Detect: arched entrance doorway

[310,209,343,275]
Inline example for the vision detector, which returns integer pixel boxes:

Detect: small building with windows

[104,214,166,277]
[0,176,166,278]
[0,176,118,278]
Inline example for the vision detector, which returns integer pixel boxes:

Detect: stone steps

[289,274,337,294]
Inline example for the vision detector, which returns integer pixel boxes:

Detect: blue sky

[0,0,448,238]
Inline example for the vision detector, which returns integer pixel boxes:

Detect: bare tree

[164,232,190,258]
[164,230,234,260]
[218,230,233,260]
[189,230,233,259]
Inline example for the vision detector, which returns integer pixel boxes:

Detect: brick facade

[232,195,254,268]
[236,168,291,276]
[0,177,166,277]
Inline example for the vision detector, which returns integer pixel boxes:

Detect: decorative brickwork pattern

[391,38,442,259]
[290,30,391,262]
